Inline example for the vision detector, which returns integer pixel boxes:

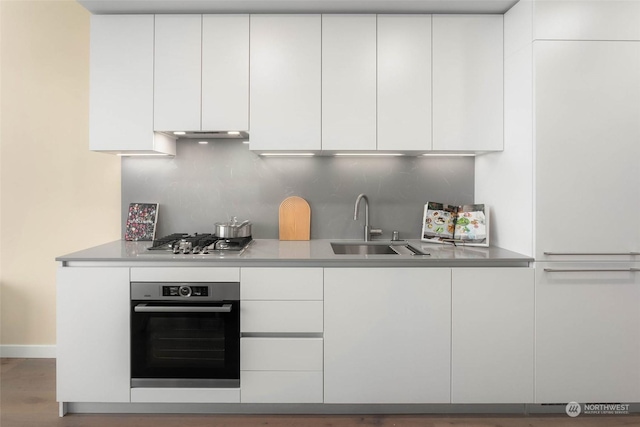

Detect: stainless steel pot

[215,217,252,238]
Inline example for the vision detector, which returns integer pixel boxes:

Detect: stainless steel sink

[331,242,399,255]
[331,242,429,256]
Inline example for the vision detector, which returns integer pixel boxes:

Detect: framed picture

[125,203,159,241]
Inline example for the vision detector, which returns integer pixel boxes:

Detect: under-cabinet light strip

[260,153,316,157]
[334,153,404,157]
[422,153,475,157]
[116,153,172,157]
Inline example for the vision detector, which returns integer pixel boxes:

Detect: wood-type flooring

[2,358,639,427]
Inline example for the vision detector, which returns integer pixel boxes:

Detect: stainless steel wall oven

[130,282,240,388]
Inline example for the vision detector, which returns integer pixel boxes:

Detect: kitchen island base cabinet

[56,267,130,403]
[324,268,451,404]
[451,268,534,403]
[535,263,640,403]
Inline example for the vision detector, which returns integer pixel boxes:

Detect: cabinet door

[535,262,640,403]
[90,15,174,155]
[154,15,202,132]
[432,15,503,151]
[534,0,640,41]
[324,268,451,404]
[535,42,640,260]
[56,267,130,403]
[451,268,534,403]
[202,15,249,132]
[377,15,432,151]
[249,15,321,151]
[321,15,376,151]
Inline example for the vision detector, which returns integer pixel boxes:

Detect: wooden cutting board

[279,196,311,240]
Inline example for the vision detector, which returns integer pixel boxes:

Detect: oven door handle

[134,304,233,313]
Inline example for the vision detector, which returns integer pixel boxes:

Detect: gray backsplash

[122,140,474,240]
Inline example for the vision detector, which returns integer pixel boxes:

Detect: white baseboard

[0,345,56,358]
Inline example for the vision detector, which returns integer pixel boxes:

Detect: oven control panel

[131,282,239,301]
[162,285,209,297]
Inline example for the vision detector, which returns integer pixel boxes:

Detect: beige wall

[0,0,121,348]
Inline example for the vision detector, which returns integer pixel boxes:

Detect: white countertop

[57,239,533,268]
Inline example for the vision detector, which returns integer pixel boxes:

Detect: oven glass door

[131,301,240,388]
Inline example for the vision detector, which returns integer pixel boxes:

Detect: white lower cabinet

[324,268,451,404]
[240,267,323,300]
[241,371,323,403]
[535,262,640,403]
[241,301,323,333]
[57,264,545,407]
[451,268,534,403]
[57,267,130,403]
[241,338,323,371]
[240,338,323,403]
[240,268,324,403]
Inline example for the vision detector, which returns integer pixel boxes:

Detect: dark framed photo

[125,203,159,241]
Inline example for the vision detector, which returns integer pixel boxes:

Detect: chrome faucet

[353,194,383,242]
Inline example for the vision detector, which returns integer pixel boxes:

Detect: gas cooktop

[147,233,253,255]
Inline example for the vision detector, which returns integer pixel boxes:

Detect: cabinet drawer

[241,338,323,371]
[131,387,240,403]
[130,267,239,282]
[241,301,323,333]
[241,371,323,403]
[241,268,323,300]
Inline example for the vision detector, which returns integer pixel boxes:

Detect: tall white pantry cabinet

[476,0,640,404]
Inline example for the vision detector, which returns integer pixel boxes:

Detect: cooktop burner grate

[147,233,252,254]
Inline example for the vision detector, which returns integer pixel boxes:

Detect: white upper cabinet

[202,15,249,132]
[432,15,503,152]
[89,15,175,155]
[535,41,640,259]
[250,15,322,152]
[321,15,376,151]
[377,15,432,151]
[534,0,640,41]
[154,15,202,132]
[154,15,249,133]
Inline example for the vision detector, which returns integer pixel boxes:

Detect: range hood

[162,131,249,140]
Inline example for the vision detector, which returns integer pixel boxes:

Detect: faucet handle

[370,228,383,237]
